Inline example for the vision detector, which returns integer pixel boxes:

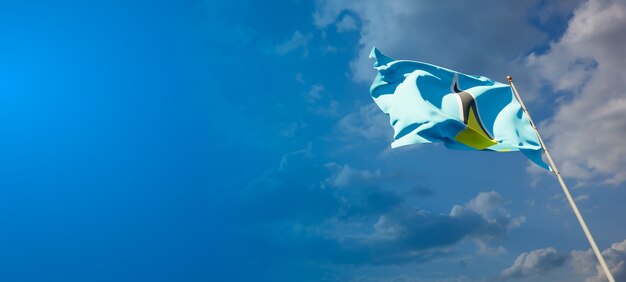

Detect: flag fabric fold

[369,47,550,170]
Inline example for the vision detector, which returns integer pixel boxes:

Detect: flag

[369,47,549,170]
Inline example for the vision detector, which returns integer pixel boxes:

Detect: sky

[1,0,626,281]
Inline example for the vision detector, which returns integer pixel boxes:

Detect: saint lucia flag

[369,48,549,170]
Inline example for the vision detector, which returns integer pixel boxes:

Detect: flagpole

[506,76,615,282]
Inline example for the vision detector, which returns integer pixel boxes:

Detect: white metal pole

[507,76,614,282]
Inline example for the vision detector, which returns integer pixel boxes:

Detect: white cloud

[275,31,313,55]
[302,83,340,117]
[278,144,312,171]
[527,0,626,185]
[324,162,381,188]
[446,192,525,257]
[501,238,626,281]
[475,240,507,256]
[314,0,546,82]
[305,84,324,103]
[304,191,524,265]
[362,191,523,261]
[449,191,525,248]
[464,191,508,217]
[500,247,567,279]
[571,240,626,282]
[450,191,524,229]
[336,14,357,32]
[280,120,305,138]
[335,103,392,143]
[574,194,590,202]
[295,72,306,84]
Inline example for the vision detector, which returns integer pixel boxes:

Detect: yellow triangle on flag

[453,107,497,150]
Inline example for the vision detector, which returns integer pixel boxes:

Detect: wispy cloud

[275,31,313,55]
[302,83,340,117]
[335,103,392,143]
[336,14,358,32]
[324,162,381,188]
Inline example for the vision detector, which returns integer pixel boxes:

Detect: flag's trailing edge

[369,47,550,170]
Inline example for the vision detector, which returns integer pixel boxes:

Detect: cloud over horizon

[501,239,626,281]
[500,247,567,279]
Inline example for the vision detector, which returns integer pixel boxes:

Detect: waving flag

[369,48,549,170]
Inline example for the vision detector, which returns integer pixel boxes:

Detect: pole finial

[506,75,513,82]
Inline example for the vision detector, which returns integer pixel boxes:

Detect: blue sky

[1,0,626,281]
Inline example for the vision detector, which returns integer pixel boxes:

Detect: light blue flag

[369,48,550,170]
